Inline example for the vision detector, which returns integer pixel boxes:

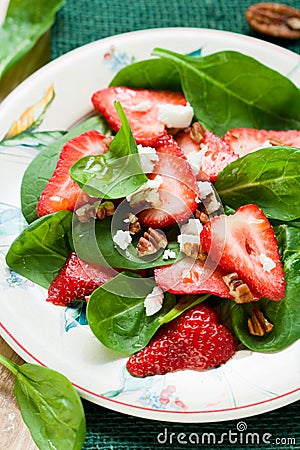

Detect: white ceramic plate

[0,28,299,423]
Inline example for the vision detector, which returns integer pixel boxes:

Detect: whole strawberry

[126,304,236,377]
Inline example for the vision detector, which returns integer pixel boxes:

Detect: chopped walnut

[75,200,115,222]
[268,136,284,146]
[195,209,209,224]
[190,122,206,143]
[223,272,254,303]
[137,228,168,257]
[125,213,141,235]
[248,305,273,336]
[96,201,115,219]
[182,241,207,261]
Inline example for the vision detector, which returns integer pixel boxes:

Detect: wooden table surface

[0,335,37,450]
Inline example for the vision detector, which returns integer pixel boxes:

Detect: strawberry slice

[126,304,237,377]
[91,86,186,146]
[47,252,115,306]
[175,124,238,181]
[37,130,109,217]
[223,128,300,157]
[201,204,285,301]
[137,136,198,228]
[154,257,232,297]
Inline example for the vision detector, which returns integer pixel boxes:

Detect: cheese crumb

[144,286,164,316]
[186,144,209,176]
[197,181,221,214]
[177,218,203,252]
[137,144,158,173]
[162,249,177,260]
[126,175,163,208]
[259,253,276,272]
[157,104,194,128]
[113,230,132,250]
[131,100,152,112]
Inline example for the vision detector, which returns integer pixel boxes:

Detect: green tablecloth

[50,1,300,448]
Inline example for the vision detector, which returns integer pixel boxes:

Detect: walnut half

[222,272,253,303]
[137,228,168,257]
[248,305,274,336]
[245,3,300,40]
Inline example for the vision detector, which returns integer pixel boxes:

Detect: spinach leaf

[231,222,300,352]
[0,0,65,80]
[70,102,147,199]
[215,147,300,221]
[21,115,111,224]
[0,354,86,450]
[87,272,176,355]
[110,58,181,91]
[73,216,182,270]
[152,48,300,136]
[5,210,73,289]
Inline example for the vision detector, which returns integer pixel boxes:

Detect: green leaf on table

[0,0,65,80]
[152,48,300,136]
[73,216,182,270]
[5,210,73,289]
[230,221,300,352]
[0,354,86,450]
[70,102,148,199]
[110,57,181,91]
[215,146,300,221]
[21,114,111,224]
[87,272,176,355]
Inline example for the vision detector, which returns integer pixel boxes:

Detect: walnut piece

[195,209,209,225]
[125,213,141,235]
[223,272,254,303]
[248,305,274,336]
[190,122,206,143]
[245,3,300,39]
[137,228,168,257]
[75,200,115,223]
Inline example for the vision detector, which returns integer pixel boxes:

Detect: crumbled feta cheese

[180,218,203,236]
[259,253,276,272]
[162,249,177,260]
[112,230,132,250]
[126,175,163,208]
[137,144,158,173]
[157,104,194,128]
[177,218,203,255]
[144,286,164,316]
[197,181,214,198]
[197,181,221,214]
[131,100,152,112]
[186,144,209,176]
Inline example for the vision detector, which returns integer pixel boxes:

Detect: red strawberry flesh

[175,126,238,182]
[92,86,186,146]
[37,130,109,217]
[137,136,198,228]
[200,204,285,301]
[155,257,232,298]
[126,304,237,377]
[223,128,300,157]
[47,252,114,306]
